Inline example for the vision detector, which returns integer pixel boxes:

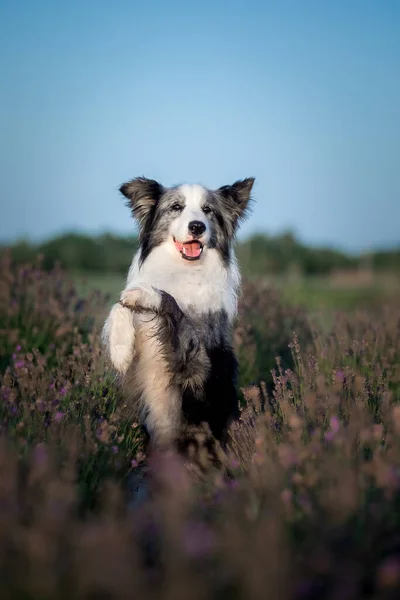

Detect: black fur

[150,291,239,448]
[119,177,255,266]
[116,176,255,458]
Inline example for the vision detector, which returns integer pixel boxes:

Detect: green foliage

[3,230,399,277]
[5,233,139,274]
[371,248,400,270]
[236,230,360,276]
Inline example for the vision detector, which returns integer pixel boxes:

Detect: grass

[72,271,125,302]
[72,268,400,310]
[1,252,400,599]
[72,269,400,337]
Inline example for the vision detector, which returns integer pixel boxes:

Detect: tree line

[3,231,399,276]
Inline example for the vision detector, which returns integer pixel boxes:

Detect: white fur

[169,184,211,245]
[102,184,240,445]
[101,303,135,374]
[123,315,182,444]
[126,243,239,317]
[120,284,163,313]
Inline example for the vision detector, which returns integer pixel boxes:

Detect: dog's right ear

[119,177,164,228]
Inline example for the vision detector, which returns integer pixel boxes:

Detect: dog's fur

[102,176,255,451]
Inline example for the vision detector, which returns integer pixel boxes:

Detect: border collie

[102,176,255,452]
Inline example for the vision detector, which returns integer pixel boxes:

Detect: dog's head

[120,177,255,264]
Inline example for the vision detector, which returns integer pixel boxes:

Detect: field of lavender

[1,249,400,600]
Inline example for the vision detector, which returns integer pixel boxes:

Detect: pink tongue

[183,242,202,258]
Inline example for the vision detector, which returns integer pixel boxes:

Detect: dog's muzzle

[173,237,204,261]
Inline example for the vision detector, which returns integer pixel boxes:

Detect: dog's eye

[202,206,213,215]
[171,203,183,212]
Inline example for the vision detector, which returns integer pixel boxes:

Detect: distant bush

[237,231,359,276]
[371,248,400,270]
[5,233,139,274]
[3,230,399,277]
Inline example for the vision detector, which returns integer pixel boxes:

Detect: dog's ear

[120,177,164,228]
[217,177,255,230]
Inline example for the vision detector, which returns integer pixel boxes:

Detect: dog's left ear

[120,177,164,230]
[217,177,255,229]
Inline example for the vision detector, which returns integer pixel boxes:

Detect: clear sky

[1,0,399,251]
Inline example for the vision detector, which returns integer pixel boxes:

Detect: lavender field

[1,250,400,599]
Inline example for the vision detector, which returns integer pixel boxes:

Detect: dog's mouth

[173,237,204,261]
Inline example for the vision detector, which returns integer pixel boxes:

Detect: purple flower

[36,400,45,413]
[33,444,48,466]
[1,388,10,400]
[330,416,340,433]
[14,360,25,369]
[297,494,312,513]
[281,488,292,505]
[213,491,223,505]
[377,557,400,588]
[111,445,118,454]
[59,386,67,397]
[324,416,340,442]
[336,370,345,382]
[15,345,21,351]
[54,411,64,423]
[184,522,215,557]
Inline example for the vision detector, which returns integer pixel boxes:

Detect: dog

[102,176,255,454]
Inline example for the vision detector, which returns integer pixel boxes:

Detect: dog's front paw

[102,303,136,374]
[120,285,162,314]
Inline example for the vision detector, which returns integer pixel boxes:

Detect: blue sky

[1,0,399,251]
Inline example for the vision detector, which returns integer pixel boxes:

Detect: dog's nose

[188,221,206,236]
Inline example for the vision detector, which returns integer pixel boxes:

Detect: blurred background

[1,0,399,313]
[2,5,400,595]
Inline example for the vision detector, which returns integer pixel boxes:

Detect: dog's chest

[127,247,239,317]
